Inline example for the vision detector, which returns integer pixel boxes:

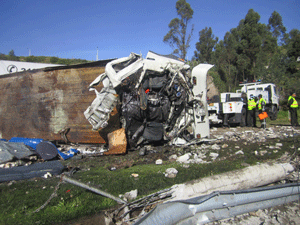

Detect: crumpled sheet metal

[84,87,118,130]
[84,51,213,152]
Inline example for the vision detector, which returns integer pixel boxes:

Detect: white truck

[208,92,246,126]
[239,82,279,120]
[208,82,279,126]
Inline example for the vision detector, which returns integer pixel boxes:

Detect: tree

[234,9,277,81]
[222,32,238,91]
[265,49,288,85]
[284,29,300,75]
[163,0,194,59]
[9,49,15,57]
[194,27,218,63]
[8,49,17,60]
[212,30,239,92]
[238,9,262,81]
[236,54,250,82]
[267,11,286,43]
[0,53,5,60]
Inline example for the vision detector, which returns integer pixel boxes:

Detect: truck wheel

[269,105,278,120]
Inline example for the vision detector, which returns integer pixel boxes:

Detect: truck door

[265,85,272,103]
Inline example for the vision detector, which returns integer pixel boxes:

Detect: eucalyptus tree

[268,11,286,44]
[163,0,194,59]
[234,9,277,81]
[194,27,218,64]
[213,31,238,92]
[285,29,300,75]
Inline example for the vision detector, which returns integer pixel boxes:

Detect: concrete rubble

[206,201,300,225]
[166,126,300,164]
[164,168,178,178]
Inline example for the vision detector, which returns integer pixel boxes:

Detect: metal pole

[96,47,98,61]
[62,175,127,204]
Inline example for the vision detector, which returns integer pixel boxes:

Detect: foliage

[8,49,18,61]
[208,67,227,93]
[213,31,239,92]
[194,27,218,63]
[163,0,194,59]
[207,8,299,98]
[0,51,91,65]
[267,11,286,43]
[285,29,300,74]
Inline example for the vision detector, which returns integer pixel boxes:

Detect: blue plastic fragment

[57,148,80,160]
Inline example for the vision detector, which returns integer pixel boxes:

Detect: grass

[269,108,295,125]
[0,109,298,225]
[0,160,254,225]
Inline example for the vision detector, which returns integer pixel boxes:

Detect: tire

[269,105,278,120]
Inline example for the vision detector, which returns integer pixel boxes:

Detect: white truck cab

[208,82,279,126]
[238,82,279,120]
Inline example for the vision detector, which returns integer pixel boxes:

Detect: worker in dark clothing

[247,94,256,127]
[288,92,299,127]
[257,94,267,129]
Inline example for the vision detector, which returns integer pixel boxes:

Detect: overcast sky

[1,0,299,61]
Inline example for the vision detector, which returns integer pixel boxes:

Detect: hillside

[0,53,91,66]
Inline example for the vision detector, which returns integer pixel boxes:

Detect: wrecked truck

[84,51,213,153]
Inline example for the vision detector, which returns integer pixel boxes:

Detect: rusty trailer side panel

[0,60,119,144]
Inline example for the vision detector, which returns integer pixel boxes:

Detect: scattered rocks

[207,201,300,225]
[222,144,228,148]
[168,154,177,161]
[123,189,138,201]
[211,126,300,143]
[211,144,221,150]
[260,150,268,156]
[276,143,283,147]
[235,150,244,155]
[43,172,52,178]
[164,168,178,178]
[155,159,163,165]
[176,153,191,163]
[209,152,219,160]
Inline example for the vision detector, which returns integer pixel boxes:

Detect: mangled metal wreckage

[84,51,213,153]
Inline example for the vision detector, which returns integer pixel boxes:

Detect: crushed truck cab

[84,51,213,152]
